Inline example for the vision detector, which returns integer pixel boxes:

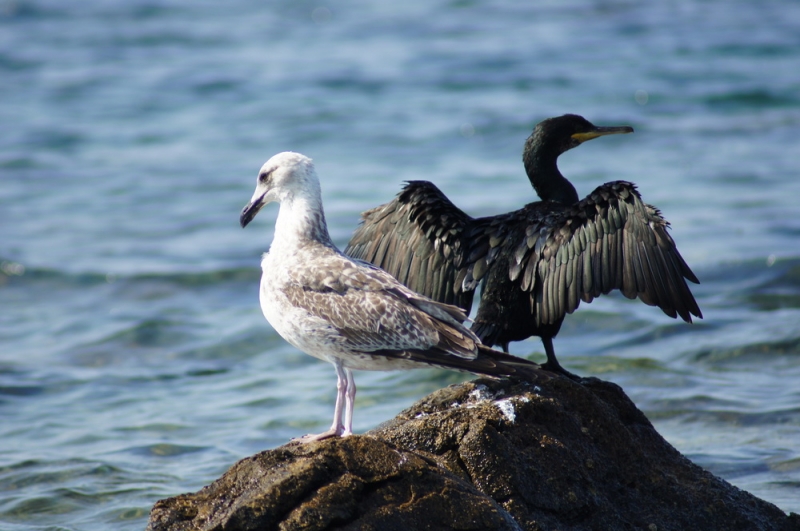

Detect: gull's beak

[571,125,634,143]
[240,193,266,228]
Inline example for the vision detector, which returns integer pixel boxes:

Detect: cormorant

[344,114,702,377]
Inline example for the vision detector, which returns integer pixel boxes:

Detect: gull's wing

[283,250,545,380]
[284,250,479,360]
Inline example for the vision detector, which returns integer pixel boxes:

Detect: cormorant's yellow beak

[571,125,634,143]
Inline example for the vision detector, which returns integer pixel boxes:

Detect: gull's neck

[270,188,335,254]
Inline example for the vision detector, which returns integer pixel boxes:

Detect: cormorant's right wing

[344,181,476,313]
[462,181,702,327]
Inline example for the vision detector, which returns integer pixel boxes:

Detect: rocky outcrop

[148,376,800,531]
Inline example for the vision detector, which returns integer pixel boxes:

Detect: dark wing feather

[509,181,702,327]
[369,344,548,382]
[344,181,476,312]
[461,210,518,291]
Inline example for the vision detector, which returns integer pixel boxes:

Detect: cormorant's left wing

[345,181,476,312]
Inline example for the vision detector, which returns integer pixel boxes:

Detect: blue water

[2,1,800,528]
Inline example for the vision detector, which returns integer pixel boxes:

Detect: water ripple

[2,1,800,528]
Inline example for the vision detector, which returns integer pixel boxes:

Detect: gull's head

[240,152,318,228]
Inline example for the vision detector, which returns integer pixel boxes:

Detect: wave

[0,259,260,288]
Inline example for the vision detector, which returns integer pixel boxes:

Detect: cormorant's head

[522,115,634,204]
[525,114,634,160]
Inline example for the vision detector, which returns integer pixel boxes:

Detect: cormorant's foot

[292,428,345,444]
[540,361,582,381]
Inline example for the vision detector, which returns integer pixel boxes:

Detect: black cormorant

[345,114,702,377]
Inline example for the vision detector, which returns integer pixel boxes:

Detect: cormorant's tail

[474,345,551,383]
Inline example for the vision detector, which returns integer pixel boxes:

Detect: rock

[147,376,800,531]
[147,435,518,531]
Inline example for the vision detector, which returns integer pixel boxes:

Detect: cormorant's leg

[539,337,580,380]
[294,359,348,443]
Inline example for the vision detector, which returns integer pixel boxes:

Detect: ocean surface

[2,0,800,528]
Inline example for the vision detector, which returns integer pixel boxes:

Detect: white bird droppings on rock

[495,396,530,423]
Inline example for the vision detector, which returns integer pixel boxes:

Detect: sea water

[1,1,799,528]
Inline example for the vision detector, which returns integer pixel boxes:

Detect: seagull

[345,115,702,377]
[240,152,546,442]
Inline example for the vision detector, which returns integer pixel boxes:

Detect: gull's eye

[259,169,274,184]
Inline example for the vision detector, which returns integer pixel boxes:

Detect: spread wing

[464,181,702,327]
[344,181,475,312]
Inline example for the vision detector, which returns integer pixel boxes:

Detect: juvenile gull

[240,152,546,442]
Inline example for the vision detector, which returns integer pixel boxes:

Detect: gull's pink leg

[342,368,356,436]
[294,359,348,443]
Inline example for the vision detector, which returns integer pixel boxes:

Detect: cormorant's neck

[523,146,579,205]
